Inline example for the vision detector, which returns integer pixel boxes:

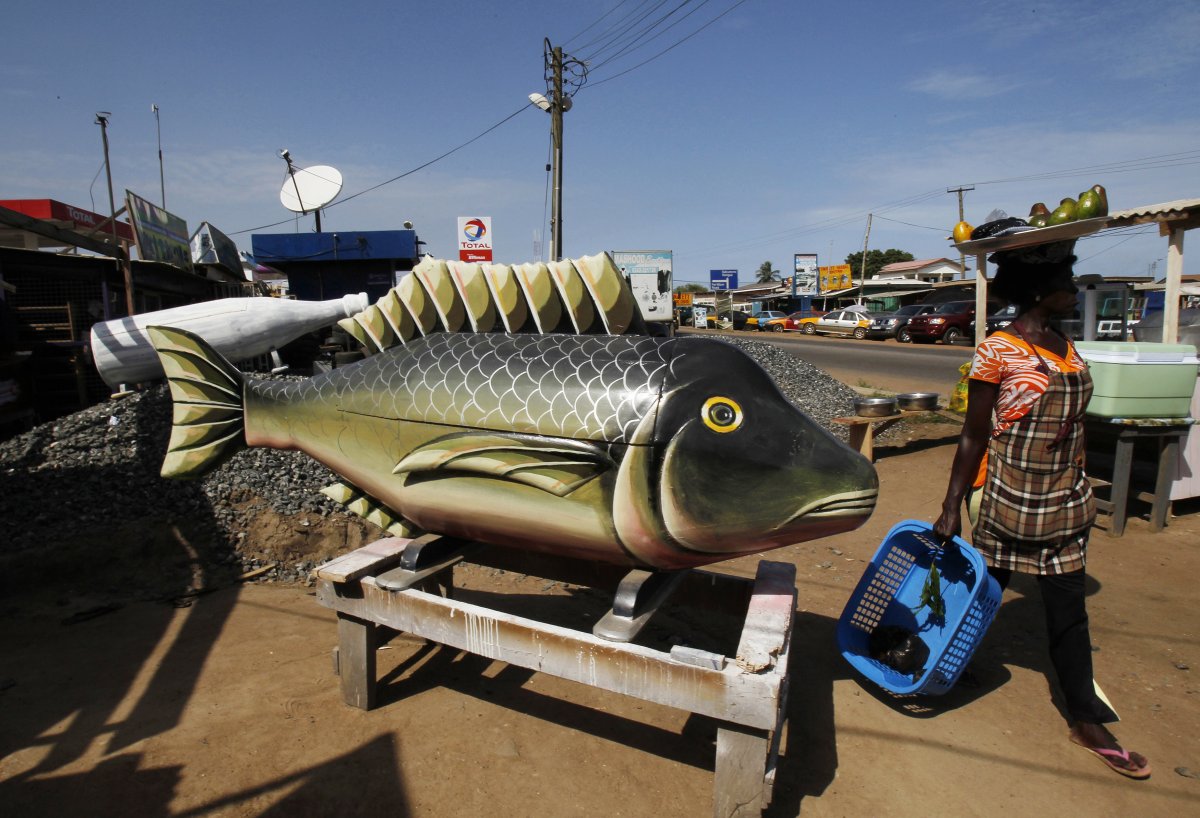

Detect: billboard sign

[819,264,854,292]
[126,190,191,269]
[457,216,492,262]
[709,269,738,291]
[190,221,243,278]
[793,254,819,295]
[612,250,672,324]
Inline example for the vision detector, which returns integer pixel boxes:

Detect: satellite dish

[279,165,343,213]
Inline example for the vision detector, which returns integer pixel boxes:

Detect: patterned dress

[969,331,1095,575]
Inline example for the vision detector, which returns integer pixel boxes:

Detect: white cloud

[908,70,1019,99]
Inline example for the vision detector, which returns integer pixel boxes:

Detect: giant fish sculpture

[148,323,877,570]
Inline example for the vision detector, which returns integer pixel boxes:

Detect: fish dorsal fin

[336,253,645,355]
[513,262,564,333]
[447,260,497,332]
[574,252,642,335]
[396,272,438,336]
[393,433,611,497]
[321,481,418,538]
[481,263,529,332]
[548,259,596,333]
[413,257,467,332]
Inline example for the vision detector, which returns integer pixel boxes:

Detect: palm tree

[755,261,780,284]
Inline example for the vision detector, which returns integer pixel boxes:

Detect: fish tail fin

[146,325,247,479]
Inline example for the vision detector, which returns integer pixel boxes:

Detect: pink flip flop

[1072,739,1152,780]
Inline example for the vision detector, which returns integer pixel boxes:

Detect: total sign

[457,216,493,262]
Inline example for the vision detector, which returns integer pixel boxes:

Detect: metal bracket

[593,567,686,643]
[375,535,477,592]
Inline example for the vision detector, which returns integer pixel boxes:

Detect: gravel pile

[0,337,867,592]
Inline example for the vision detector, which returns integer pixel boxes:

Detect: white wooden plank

[734,562,796,673]
[315,537,413,583]
[317,578,784,730]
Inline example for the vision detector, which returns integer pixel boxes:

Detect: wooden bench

[315,539,795,817]
[833,407,963,461]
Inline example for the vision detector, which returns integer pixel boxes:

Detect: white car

[804,308,871,339]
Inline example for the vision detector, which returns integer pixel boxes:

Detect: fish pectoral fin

[393,435,610,497]
[321,481,419,538]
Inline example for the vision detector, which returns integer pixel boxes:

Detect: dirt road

[2,424,1199,816]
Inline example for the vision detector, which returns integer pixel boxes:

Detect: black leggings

[989,567,1118,725]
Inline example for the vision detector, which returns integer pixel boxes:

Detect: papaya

[1091,184,1109,216]
[953,220,973,243]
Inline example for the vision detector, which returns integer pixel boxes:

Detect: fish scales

[252,333,672,443]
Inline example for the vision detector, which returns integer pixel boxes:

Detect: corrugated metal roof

[878,257,962,273]
[1106,198,1200,225]
[866,287,934,299]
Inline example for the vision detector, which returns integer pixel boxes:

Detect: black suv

[865,303,937,342]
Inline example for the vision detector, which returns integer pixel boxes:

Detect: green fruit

[1029,213,1050,228]
[1077,190,1102,220]
[1049,204,1076,225]
[1091,184,1109,216]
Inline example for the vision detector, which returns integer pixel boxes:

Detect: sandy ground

[2,420,1199,817]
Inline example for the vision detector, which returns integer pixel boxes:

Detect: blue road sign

[709,269,738,290]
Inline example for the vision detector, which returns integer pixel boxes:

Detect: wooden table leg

[1107,434,1134,537]
[714,723,770,818]
[847,422,871,460]
[1150,434,1182,531]
[336,613,378,710]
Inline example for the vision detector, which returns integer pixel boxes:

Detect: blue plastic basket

[837,520,1002,696]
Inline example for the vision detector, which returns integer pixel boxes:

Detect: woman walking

[934,240,1150,779]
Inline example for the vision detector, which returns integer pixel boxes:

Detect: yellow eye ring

[701,396,743,433]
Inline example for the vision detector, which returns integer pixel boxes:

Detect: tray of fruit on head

[951,184,1110,254]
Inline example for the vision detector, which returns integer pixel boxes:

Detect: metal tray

[952,217,1108,255]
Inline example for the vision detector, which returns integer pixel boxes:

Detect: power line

[231,103,534,236]
[585,0,750,89]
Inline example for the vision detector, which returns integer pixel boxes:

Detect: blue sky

[3,1,1198,285]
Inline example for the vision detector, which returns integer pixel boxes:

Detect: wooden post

[1163,227,1184,343]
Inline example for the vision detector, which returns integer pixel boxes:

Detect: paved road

[680,327,973,395]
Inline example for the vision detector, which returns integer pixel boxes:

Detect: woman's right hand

[933,506,962,544]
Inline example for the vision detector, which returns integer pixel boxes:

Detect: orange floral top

[968,330,1087,487]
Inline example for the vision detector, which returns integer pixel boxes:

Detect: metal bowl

[853,396,899,417]
[896,392,939,411]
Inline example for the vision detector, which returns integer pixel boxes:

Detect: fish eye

[701,396,743,433]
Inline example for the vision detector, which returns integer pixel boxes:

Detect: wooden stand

[1085,417,1194,536]
[315,539,795,817]
[833,407,962,461]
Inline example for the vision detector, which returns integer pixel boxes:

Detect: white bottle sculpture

[90,293,368,388]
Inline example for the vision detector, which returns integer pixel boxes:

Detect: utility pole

[153,104,165,208]
[550,43,564,262]
[947,185,974,279]
[858,213,872,306]
[96,112,135,315]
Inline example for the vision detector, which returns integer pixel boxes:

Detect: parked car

[906,300,1001,344]
[982,303,1018,335]
[704,310,750,330]
[802,308,872,339]
[745,310,789,331]
[865,303,938,342]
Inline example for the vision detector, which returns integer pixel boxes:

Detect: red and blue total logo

[462,219,488,242]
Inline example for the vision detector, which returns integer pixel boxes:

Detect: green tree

[755,260,780,284]
[674,283,708,294]
[843,249,915,281]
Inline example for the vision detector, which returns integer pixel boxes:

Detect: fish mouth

[781,488,878,527]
